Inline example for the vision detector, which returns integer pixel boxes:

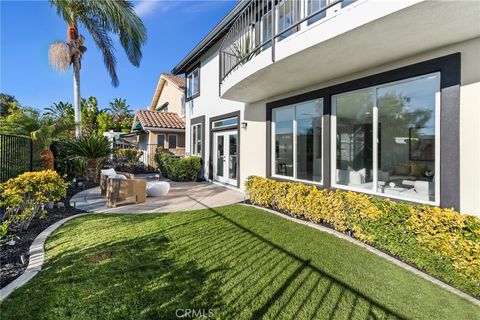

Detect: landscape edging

[241,203,480,306]
[0,213,89,302]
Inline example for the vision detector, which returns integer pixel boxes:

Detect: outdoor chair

[106,178,147,208]
[100,169,135,196]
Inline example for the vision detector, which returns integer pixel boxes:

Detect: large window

[187,68,200,99]
[191,123,202,156]
[332,73,440,204]
[272,99,323,182]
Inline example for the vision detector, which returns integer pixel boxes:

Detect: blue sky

[0,0,236,111]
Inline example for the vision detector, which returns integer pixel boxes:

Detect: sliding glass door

[332,73,440,204]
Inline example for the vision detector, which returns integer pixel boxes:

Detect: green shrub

[154,151,201,181]
[0,170,68,231]
[59,134,111,181]
[115,148,143,164]
[244,176,480,297]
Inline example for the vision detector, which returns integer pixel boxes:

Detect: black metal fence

[0,133,34,183]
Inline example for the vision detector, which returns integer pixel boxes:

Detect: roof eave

[171,1,249,75]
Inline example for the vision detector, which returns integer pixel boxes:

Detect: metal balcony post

[271,0,276,62]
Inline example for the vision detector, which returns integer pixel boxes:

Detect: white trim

[191,123,202,156]
[186,67,200,98]
[372,97,379,193]
[213,130,238,186]
[143,127,184,133]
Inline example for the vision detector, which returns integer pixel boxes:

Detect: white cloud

[134,0,180,17]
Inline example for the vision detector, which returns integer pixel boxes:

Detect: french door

[213,130,238,186]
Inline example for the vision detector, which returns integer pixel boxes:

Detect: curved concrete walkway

[70,181,245,213]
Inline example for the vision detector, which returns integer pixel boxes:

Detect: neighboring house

[172,0,480,216]
[132,73,186,167]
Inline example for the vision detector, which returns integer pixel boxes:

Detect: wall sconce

[241,122,248,130]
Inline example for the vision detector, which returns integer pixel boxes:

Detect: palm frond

[49,0,146,86]
[80,15,119,87]
[77,0,147,66]
[48,41,71,72]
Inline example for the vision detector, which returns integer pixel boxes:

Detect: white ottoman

[146,181,170,197]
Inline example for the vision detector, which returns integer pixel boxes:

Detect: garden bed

[0,181,97,288]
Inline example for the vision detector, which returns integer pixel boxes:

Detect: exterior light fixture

[241,122,248,129]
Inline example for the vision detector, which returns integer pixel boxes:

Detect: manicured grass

[1,204,478,319]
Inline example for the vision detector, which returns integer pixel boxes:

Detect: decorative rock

[56,202,65,208]
[6,239,15,246]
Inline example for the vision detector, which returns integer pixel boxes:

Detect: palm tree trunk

[73,54,82,139]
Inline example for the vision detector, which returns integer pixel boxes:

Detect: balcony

[219,0,480,102]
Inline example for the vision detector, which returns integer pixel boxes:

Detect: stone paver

[70,180,245,213]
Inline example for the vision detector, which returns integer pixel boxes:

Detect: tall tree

[106,98,132,122]
[45,101,74,120]
[0,93,19,116]
[48,0,147,138]
[80,96,100,136]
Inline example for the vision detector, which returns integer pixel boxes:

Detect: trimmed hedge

[0,170,67,232]
[244,176,480,297]
[154,151,201,182]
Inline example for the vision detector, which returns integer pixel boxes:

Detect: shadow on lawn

[3,205,408,319]
[176,201,408,320]
[2,219,225,320]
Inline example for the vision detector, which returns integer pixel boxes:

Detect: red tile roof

[136,110,185,129]
[162,73,186,89]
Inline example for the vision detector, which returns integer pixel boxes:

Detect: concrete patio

[70,179,245,213]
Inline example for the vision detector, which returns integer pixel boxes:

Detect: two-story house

[132,73,186,167]
[172,0,480,216]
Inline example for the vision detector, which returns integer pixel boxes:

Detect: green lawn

[1,204,478,319]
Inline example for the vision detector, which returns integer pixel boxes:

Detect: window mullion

[372,91,379,193]
[293,108,297,179]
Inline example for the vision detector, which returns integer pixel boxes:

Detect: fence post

[30,138,33,172]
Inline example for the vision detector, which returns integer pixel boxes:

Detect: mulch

[0,181,98,289]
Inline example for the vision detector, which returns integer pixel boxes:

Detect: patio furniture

[100,169,134,196]
[106,177,147,208]
[146,181,170,197]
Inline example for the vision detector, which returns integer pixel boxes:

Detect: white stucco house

[172,0,480,216]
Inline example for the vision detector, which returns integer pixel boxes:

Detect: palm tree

[45,101,74,120]
[60,134,111,182]
[31,124,67,170]
[106,98,132,122]
[48,0,147,138]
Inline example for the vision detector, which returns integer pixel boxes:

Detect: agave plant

[60,135,111,182]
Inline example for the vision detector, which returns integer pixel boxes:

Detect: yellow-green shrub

[244,176,480,297]
[0,170,67,231]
